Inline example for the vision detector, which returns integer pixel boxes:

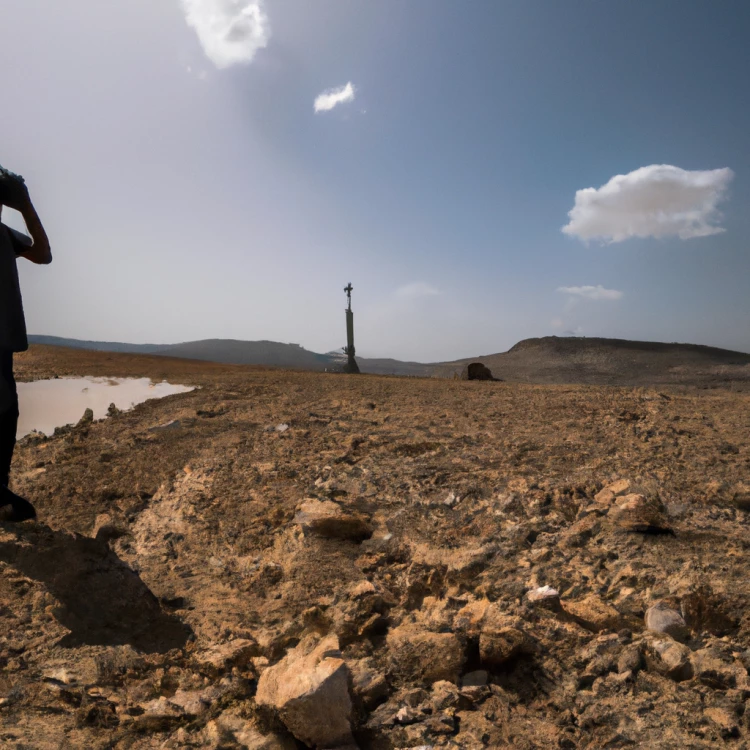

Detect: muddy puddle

[16,377,194,439]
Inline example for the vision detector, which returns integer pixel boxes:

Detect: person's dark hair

[0,165,26,206]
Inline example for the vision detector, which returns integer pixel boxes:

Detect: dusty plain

[1,344,750,748]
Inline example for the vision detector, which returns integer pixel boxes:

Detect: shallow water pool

[16,377,194,439]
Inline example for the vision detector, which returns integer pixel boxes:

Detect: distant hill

[28,336,336,370]
[27,335,164,354]
[27,335,430,376]
[28,334,750,387]
[434,336,750,387]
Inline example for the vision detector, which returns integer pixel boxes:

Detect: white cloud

[314,82,356,113]
[562,164,733,243]
[180,0,270,69]
[557,285,623,301]
[395,282,441,300]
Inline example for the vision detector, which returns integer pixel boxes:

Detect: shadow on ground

[0,523,192,652]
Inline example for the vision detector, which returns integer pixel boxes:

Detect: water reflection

[16,377,194,439]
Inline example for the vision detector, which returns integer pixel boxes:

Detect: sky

[1,0,749,361]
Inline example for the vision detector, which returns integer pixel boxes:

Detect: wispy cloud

[180,0,270,69]
[314,82,356,113]
[395,282,441,300]
[557,285,623,301]
[562,164,733,243]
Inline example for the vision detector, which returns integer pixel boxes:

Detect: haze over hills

[28,334,750,388]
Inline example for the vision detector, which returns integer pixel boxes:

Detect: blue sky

[1,1,748,360]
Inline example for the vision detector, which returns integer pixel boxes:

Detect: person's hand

[0,168,30,211]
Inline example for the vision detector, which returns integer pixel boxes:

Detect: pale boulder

[255,634,354,748]
[644,602,689,641]
[608,493,672,534]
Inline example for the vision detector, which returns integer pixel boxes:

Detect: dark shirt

[0,224,28,352]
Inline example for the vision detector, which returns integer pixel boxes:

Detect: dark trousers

[0,350,18,487]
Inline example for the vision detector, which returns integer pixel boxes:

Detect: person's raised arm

[8,186,52,265]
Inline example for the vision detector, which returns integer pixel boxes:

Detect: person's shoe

[0,486,37,522]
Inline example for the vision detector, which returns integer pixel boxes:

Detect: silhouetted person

[0,165,51,522]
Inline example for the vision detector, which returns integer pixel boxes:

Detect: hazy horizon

[3,1,750,361]
[27,330,750,363]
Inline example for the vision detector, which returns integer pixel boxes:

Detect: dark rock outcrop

[460,362,499,381]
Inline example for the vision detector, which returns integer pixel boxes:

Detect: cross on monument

[344,283,353,311]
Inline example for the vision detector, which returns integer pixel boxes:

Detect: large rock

[255,634,354,748]
[608,493,673,534]
[294,499,373,542]
[643,634,693,682]
[564,595,621,633]
[386,625,465,684]
[460,362,499,381]
[479,627,532,666]
[644,602,689,641]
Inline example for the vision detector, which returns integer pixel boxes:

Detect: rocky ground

[1,345,750,749]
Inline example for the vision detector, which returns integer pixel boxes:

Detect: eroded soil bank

[1,345,749,748]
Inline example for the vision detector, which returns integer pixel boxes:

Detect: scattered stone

[294,499,373,542]
[594,479,631,504]
[691,648,745,690]
[77,408,94,427]
[195,638,258,677]
[704,706,740,739]
[460,362,499,381]
[562,513,602,547]
[395,705,420,724]
[168,686,222,717]
[617,644,643,674]
[461,670,488,687]
[430,680,460,712]
[386,625,465,684]
[149,419,182,431]
[204,712,298,750]
[645,602,689,641]
[526,585,561,609]
[609,493,673,534]
[564,595,621,633]
[443,491,458,507]
[348,658,388,707]
[479,627,532,666]
[135,697,183,731]
[255,634,355,748]
[643,634,693,682]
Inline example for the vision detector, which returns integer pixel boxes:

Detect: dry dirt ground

[2,345,750,749]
